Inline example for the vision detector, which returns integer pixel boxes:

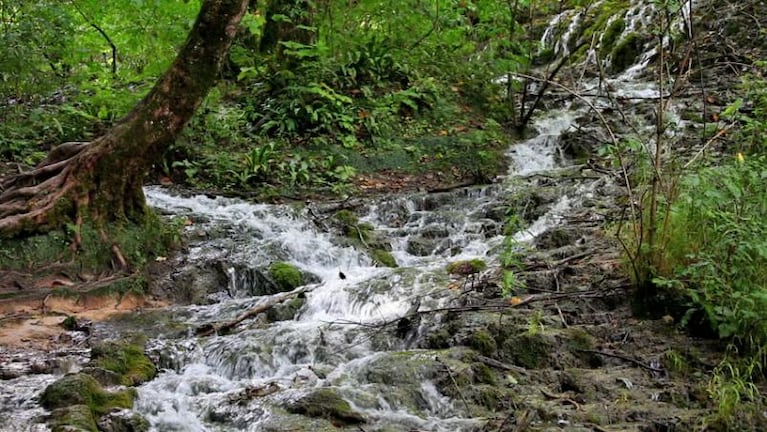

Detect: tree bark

[0,0,250,238]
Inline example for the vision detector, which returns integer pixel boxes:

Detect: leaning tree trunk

[0,0,250,240]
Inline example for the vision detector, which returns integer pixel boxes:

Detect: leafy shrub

[652,156,767,348]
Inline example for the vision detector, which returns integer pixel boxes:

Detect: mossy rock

[89,339,156,386]
[285,388,365,425]
[49,404,98,432]
[268,262,303,292]
[371,249,398,268]
[80,367,123,387]
[499,332,554,369]
[466,330,497,356]
[599,18,626,59]
[609,32,643,73]
[40,373,136,415]
[446,259,487,276]
[334,209,359,228]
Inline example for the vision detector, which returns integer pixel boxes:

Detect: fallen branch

[195,285,313,337]
[575,349,664,373]
[476,355,527,375]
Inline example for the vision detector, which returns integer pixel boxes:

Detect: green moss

[0,210,181,274]
[467,330,497,356]
[40,373,136,415]
[446,259,487,276]
[269,262,303,291]
[565,327,595,351]
[471,362,496,385]
[473,385,506,411]
[371,249,398,267]
[286,389,365,425]
[500,333,553,369]
[89,338,156,386]
[335,210,359,228]
[599,18,626,59]
[49,405,98,432]
[610,32,643,73]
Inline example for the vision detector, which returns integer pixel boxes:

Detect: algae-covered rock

[499,332,555,369]
[40,373,136,415]
[446,259,487,276]
[610,32,643,73]
[268,262,303,292]
[90,339,156,386]
[285,388,365,425]
[49,405,98,432]
[467,330,497,356]
[80,367,122,387]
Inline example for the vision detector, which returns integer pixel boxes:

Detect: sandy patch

[0,293,168,351]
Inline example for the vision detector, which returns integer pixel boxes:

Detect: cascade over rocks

[4,1,767,431]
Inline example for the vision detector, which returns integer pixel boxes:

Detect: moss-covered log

[0,0,250,245]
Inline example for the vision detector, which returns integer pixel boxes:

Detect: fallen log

[195,285,314,337]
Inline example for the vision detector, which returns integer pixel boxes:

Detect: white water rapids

[0,0,687,429]
[129,109,584,432]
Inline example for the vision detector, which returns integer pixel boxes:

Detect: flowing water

[0,1,689,430]
[130,108,586,432]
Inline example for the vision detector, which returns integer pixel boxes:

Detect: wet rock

[406,236,438,256]
[535,227,579,250]
[97,409,149,432]
[151,260,228,304]
[48,404,97,432]
[265,294,306,322]
[285,388,365,425]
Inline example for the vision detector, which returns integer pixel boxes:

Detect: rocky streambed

[4,0,767,431]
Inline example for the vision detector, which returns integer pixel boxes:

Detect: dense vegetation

[1,0,555,198]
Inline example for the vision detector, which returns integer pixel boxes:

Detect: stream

[0,1,695,430]
[131,108,587,432]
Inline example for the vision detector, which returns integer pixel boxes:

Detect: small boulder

[48,405,98,432]
[285,388,365,425]
[89,339,156,386]
[97,409,150,432]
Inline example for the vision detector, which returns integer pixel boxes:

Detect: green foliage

[371,248,398,268]
[499,212,526,296]
[722,65,767,155]
[651,157,767,346]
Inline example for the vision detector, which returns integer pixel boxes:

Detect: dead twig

[435,356,472,416]
[540,387,581,410]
